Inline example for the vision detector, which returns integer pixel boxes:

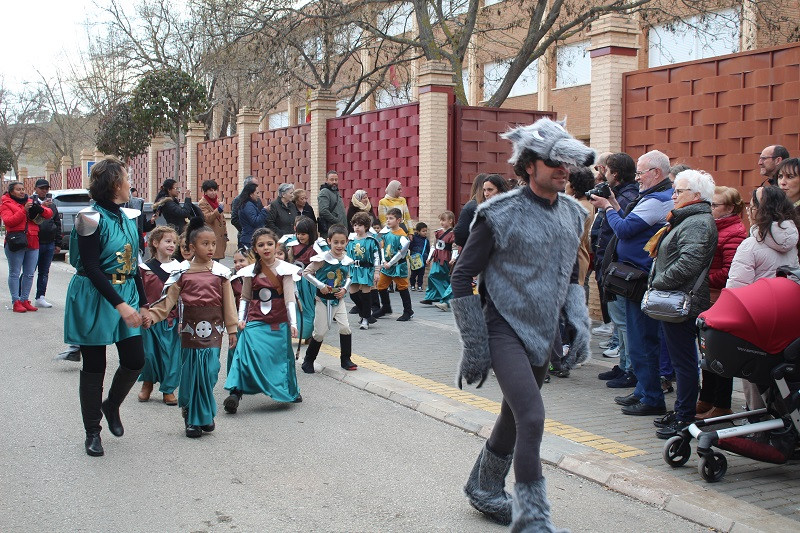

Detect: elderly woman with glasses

[267,183,300,237]
[646,169,718,439]
[693,186,748,420]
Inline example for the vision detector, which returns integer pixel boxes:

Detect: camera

[586,181,611,200]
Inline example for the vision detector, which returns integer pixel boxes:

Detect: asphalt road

[0,253,709,532]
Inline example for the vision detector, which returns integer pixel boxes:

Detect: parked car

[51,189,153,250]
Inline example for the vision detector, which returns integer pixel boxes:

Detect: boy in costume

[373,208,414,321]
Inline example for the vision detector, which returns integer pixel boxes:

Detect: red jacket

[708,214,747,291]
[0,193,53,250]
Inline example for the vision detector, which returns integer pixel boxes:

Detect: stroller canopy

[700,277,800,355]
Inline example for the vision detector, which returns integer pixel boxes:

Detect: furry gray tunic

[475,186,586,367]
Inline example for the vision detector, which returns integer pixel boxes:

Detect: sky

[1,1,97,89]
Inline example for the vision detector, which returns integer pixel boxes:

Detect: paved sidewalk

[310,290,800,530]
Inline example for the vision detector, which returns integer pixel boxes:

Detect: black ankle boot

[79,371,105,457]
[340,334,357,370]
[223,389,242,414]
[101,365,141,437]
[397,289,414,321]
[373,290,392,318]
[302,339,322,373]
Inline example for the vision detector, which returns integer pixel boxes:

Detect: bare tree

[0,83,46,179]
[36,70,96,168]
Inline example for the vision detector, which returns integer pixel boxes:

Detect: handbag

[6,220,28,252]
[602,261,648,302]
[409,253,424,270]
[640,263,709,323]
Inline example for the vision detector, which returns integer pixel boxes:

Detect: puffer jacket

[0,193,53,250]
[708,214,747,291]
[727,221,800,288]
[650,201,717,317]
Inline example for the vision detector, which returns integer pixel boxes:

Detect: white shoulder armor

[231,263,256,281]
[75,207,101,236]
[211,261,232,279]
[120,207,141,220]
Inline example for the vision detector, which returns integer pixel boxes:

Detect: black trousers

[484,304,548,483]
[81,335,145,374]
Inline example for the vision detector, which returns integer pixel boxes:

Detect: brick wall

[198,135,238,210]
[156,147,187,195]
[451,106,555,214]
[49,172,62,190]
[250,124,310,205]
[66,167,81,189]
[23,177,37,195]
[127,153,148,197]
[624,41,800,198]
[327,103,420,219]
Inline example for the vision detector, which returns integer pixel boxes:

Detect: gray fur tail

[562,283,591,370]
[450,294,491,388]
[511,478,570,533]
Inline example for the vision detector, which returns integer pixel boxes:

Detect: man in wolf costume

[451,118,594,531]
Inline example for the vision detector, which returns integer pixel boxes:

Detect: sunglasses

[542,158,564,168]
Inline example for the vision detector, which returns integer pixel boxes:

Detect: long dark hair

[751,186,800,250]
[294,215,318,243]
[483,174,509,196]
[155,178,177,202]
[251,227,279,275]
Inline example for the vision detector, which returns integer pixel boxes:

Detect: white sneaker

[603,346,620,358]
[359,318,369,330]
[35,296,53,308]
[433,302,450,311]
[591,323,613,336]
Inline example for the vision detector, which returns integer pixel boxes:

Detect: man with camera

[589,150,674,416]
[32,179,61,308]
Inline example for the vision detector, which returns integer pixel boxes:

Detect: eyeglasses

[673,188,691,195]
[758,156,776,161]
[542,159,564,169]
[635,168,656,177]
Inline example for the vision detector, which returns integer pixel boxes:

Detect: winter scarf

[351,191,371,212]
[203,194,220,211]
[385,180,401,198]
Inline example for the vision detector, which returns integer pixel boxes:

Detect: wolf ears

[501,117,595,168]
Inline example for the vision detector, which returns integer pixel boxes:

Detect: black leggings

[81,335,146,374]
[485,307,549,483]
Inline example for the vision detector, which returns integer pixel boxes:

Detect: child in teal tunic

[421,211,459,311]
[223,228,303,413]
[301,224,358,372]
[282,216,322,342]
[346,211,381,330]
[148,218,238,438]
[374,208,414,321]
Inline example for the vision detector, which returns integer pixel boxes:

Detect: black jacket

[267,198,300,237]
[38,203,61,245]
[158,197,200,235]
[594,182,639,275]
[454,199,477,247]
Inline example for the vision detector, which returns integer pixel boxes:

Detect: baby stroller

[662,268,800,482]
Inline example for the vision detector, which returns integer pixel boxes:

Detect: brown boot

[138,381,153,402]
[695,400,713,415]
[698,407,733,420]
[162,392,178,405]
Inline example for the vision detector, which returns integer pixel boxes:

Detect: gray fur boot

[464,444,513,525]
[511,478,569,533]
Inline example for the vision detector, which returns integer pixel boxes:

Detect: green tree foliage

[0,146,13,175]
[95,101,151,161]
[130,68,207,181]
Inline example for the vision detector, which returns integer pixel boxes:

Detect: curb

[311,353,799,533]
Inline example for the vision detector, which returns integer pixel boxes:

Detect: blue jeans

[36,241,55,298]
[607,297,630,372]
[625,297,664,407]
[661,319,700,422]
[5,245,39,302]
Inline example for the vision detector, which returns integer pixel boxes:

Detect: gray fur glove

[451,294,491,389]
[562,283,591,369]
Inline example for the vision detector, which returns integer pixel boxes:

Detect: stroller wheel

[663,435,691,467]
[698,452,727,482]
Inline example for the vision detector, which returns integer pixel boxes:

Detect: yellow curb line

[319,344,645,458]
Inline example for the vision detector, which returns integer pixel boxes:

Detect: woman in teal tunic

[224,228,302,413]
[64,156,150,457]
